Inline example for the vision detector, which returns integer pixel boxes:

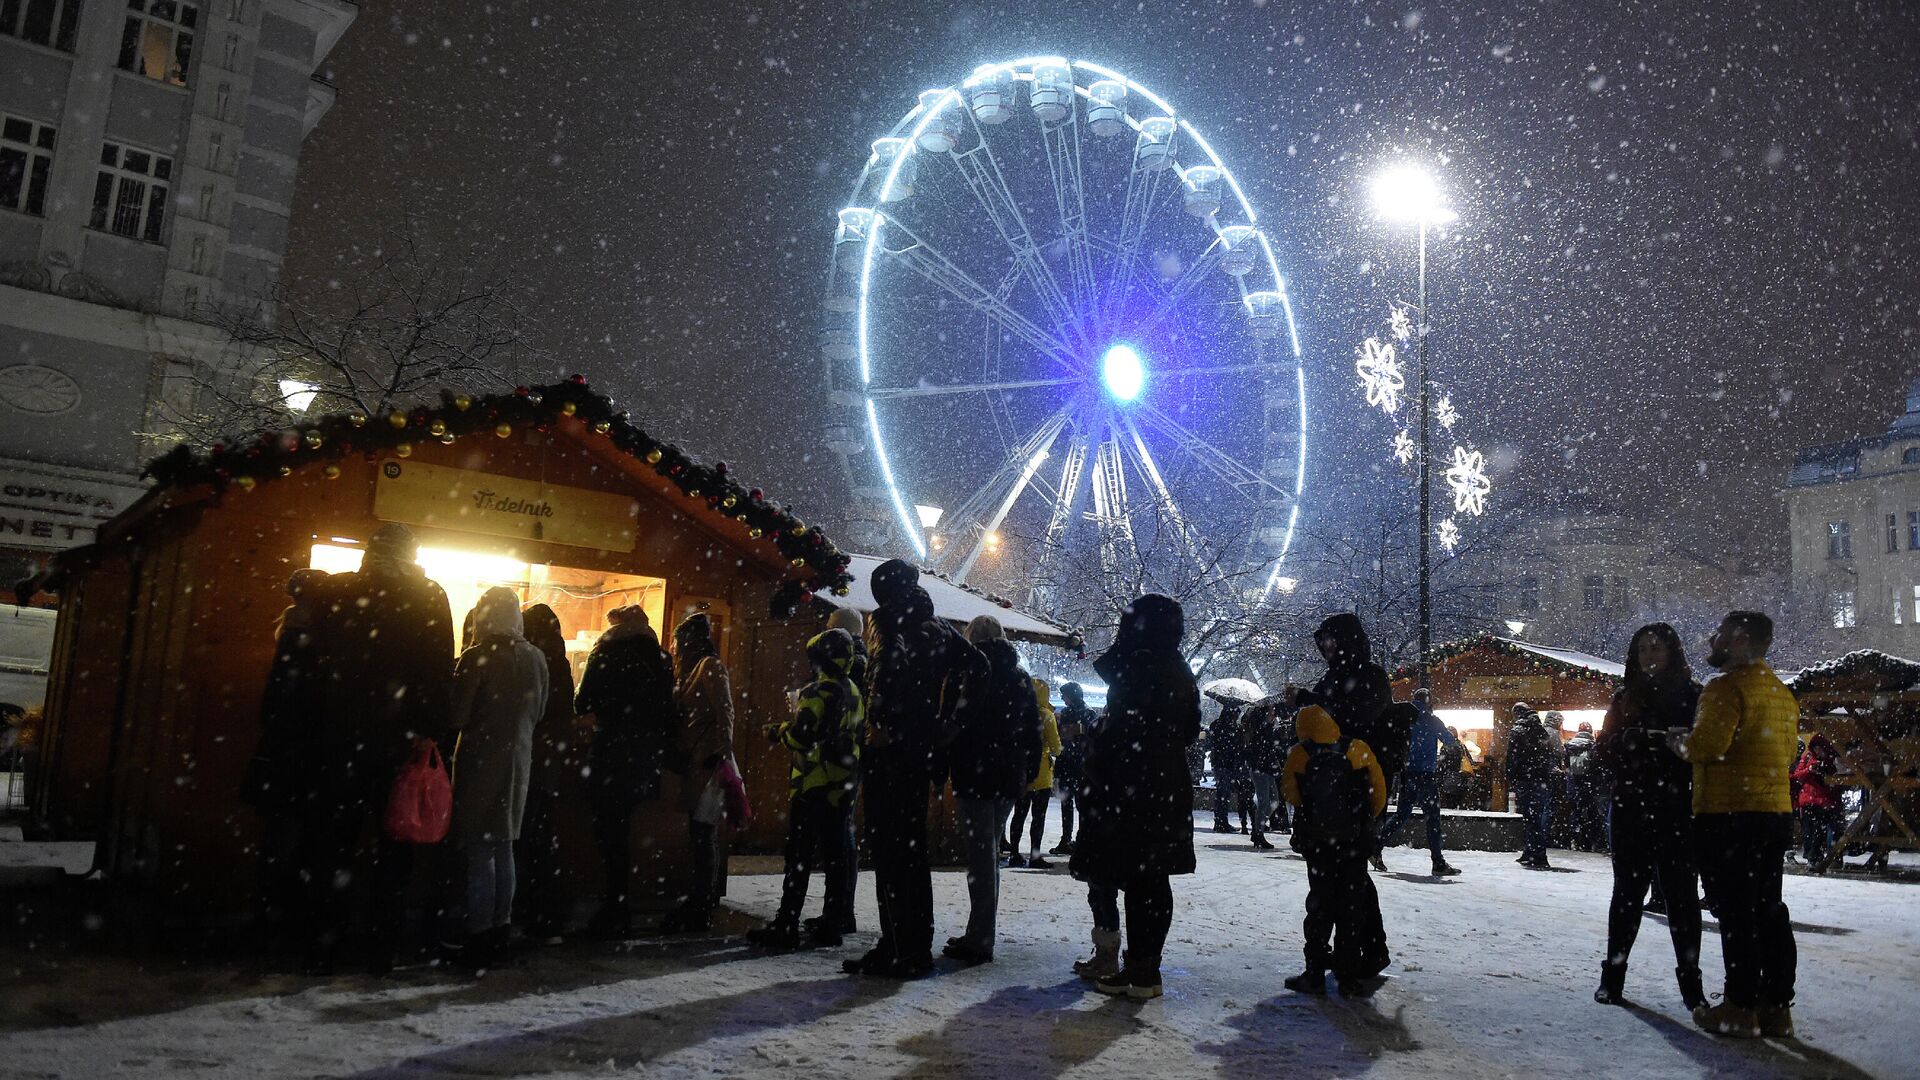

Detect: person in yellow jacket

[746,629,865,950]
[1676,611,1799,1039]
[1008,678,1064,868]
[1281,705,1389,997]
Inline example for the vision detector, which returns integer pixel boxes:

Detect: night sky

[283,1,1920,567]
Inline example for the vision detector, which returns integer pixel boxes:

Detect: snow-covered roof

[815,554,1076,647]
[1498,637,1625,678]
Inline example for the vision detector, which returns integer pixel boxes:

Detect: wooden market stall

[1788,651,1920,874]
[1392,634,1622,811]
[29,377,855,923]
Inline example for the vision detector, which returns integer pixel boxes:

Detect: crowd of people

[243,535,1810,1038]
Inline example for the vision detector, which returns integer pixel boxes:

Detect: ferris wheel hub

[1101,344,1147,403]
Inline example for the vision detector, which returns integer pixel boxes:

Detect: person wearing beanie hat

[1282,704,1389,997]
[661,612,735,933]
[575,603,676,938]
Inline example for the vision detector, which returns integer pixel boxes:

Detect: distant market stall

[1788,650,1920,873]
[818,554,1076,647]
[30,377,857,922]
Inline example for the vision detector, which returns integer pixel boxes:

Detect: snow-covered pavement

[1,822,1914,1079]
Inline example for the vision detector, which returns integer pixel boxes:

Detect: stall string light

[140,375,856,611]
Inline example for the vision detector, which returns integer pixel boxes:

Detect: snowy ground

[0,818,1915,1079]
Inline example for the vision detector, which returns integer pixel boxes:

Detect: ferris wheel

[820,56,1310,620]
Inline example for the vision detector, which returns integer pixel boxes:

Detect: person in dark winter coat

[746,628,865,950]
[1564,721,1608,852]
[1282,705,1389,997]
[1592,622,1705,1010]
[243,569,330,951]
[1209,706,1252,834]
[846,562,984,979]
[515,604,576,941]
[943,615,1039,964]
[574,604,677,937]
[1376,689,1462,875]
[1508,704,1560,869]
[305,522,455,974]
[1792,735,1844,867]
[446,587,550,966]
[1049,682,1095,855]
[1070,594,1202,1001]
[1245,704,1283,850]
[664,612,735,932]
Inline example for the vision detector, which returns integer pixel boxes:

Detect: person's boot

[587,901,631,940]
[1096,957,1161,1000]
[745,921,802,950]
[1250,833,1276,851]
[1212,820,1237,834]
[1594,961,1627,1005]
[1284,969,1328,995]
[1049,838,1074,855]
[1431,859,1461,876]
[1072,928,1122,980]
[1369,850,1388,872]
[804,913,857,936]
[1677,967,1707,1011]
[1755,1005,1794,1038]
[1027,852,1053,869]
[1693,1002,1761,1038]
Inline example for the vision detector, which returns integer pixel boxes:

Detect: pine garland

[139,375,854,606]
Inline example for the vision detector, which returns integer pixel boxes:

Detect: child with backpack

[746,629,864,950]
[1282,704,1389,997]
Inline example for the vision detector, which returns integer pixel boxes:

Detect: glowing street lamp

[914,504,945,529]
[1371,163,1456,689]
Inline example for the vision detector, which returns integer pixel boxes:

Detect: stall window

[117,0,196,86]
[0,114,55,216]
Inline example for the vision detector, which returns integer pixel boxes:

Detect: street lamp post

[1371,166,1455,689]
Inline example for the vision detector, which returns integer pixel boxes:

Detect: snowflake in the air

[1388,305,1414,343]
[1391,429,1415,466]
[1437,518,1461,553]
[1355,337,1404,415]
[1444,445,1492,517]
[1435,395,1459,431]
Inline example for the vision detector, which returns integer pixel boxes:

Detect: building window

[1906,447,1920,465]
[1913,584,1920,624]
[1908,512,1919,551]
[1582,574,1604,611]
[118,0,197,87]
[1827,521,1852,560]
[1830,590,1856,630]
[1608,576,1628,610]
[1890,514,1900,553]
[1,0,81,50]
[1517,576,1540,613]
[90,141,172,243]
[1896,588,1905,626]
[0,115,56,216]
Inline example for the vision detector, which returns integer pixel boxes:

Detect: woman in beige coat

[662,612,734,932]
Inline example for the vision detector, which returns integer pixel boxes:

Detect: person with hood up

[663,612,735,933]
[515,604,576,943]
[1676,611,1799,1039]
[942,615,1039,964]
[846,560,985,979]
[243,568,330,954]
[1282,704,1389,997]
[1208,705,1253,834]
[747,628,864,950]
[1070,594,1202,1001]
[805,606,869,939]
[1375,688,1462,875]
[1508,703,1561,869]
[574,603,677,938]
[1049,682,1095,856]
[1592,622,1705,1010]
[1564,719,1607,852]
[306,522,454,974]
[1792,735,1844,868]
[445,587,549,969]
[1007,677,1063,869]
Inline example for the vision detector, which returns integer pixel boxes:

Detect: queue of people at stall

[245,536,1806,1038]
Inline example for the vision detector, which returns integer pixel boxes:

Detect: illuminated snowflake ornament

[1355,337,1405,415]
[1435,395,1459,431]
[1388,304,1414,343]
[1391,429,1415,466]
[1444,444,1492,516]
[1436,518,1461,553]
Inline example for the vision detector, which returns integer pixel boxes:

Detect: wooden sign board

[374,459,639,552]
[1462,675,1553,701]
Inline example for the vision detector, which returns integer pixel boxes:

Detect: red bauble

[749,489,764,502]
[569,373,587,385]
[514,386,530,397]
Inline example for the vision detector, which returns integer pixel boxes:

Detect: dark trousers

[1088,883,1119,932]
[1302,846,1382,977]
[1378,770,1445,863]
[1214,773,1248,828]
[305,803,413,964]
[776,789,853,927]
[1798,805,1844,865]
[1123,875,1174,971]
[865,748,934,962]
[592,801,638,910]
[1606,803,1701,975]
[515,784,567,933]
[1568,777,1608,851]
[1516,780,1553,863]
[1058,783,1078,844]
[1007,788,1052,852]
[1696,813,1796,1008]
[683,819,722,912]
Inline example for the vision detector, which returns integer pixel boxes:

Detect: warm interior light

[1101,344,1146,402]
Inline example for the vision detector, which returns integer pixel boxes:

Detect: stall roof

[817,555,1076,647]
[1397,632,1624,686]
[1500,638,1625,679]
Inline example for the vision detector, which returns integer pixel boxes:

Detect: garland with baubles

[141,375,854,611]
[1391,632,1620,687]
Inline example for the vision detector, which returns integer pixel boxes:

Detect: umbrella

[1201,677,1264,706]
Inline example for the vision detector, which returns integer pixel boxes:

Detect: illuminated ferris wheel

[820,56,1310,617]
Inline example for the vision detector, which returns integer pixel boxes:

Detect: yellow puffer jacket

[1030,678,1062,791]
[1682,661,1798,815]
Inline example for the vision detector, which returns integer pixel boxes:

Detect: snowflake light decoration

[1391,429,1415,466]
[1444,444,1492,517]
[1435,395,1460,431]
[1436,518,1461,553]
[1355,337,1405,415]
[1388,305,1414,343]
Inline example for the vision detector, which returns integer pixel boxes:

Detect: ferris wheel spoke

[1152,359,1296,380]
[1115,411,1214,579]
[950,410,1071,583]
[874,216,1084,374]
[1101,151,1172,325]
[1130,244,1227,340]
[1039,115,1101,340]
[1135,402,1292,504]
[1026,431,1093,610]
[866,374,1085,401]
[947,114,1084,350]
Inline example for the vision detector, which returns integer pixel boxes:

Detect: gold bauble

[439,432,457,445]
[277,465,292,477]
[347,413,367,428]
[646,448,663,464]
[322,463,341,479]
[494,423,513,438]
[453,394,472,411]
[560,401,577,416]
[387,411,408,429]
[395,443,412,458]
[234,475,256,491]
[428,419,447,436]
[748,527,763,539]
[302,431,323,449]
[593,420,611,434]
[791,557,807,568]
[722,495,737,509]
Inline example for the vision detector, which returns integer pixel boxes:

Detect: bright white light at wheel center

[1102,344,1146,402]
